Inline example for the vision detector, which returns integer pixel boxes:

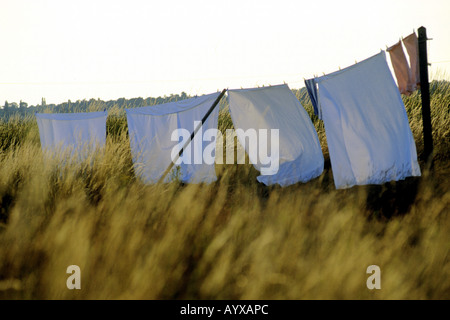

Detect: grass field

[0,81,449,299]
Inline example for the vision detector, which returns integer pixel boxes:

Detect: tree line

[0,92,193,119]
[0,87,313,120]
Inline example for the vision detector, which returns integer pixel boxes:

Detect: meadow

[0,81,448,299]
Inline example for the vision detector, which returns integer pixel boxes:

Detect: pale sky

[1,0,449,106]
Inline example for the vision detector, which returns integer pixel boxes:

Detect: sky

[1,0,450,106]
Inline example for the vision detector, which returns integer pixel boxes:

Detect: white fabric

[36,111,107,157]
[126,92,221,184]
[315,51,421,189]
[227,84,324,186]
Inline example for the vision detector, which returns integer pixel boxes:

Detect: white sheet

[126,92,221,184]
[315,51,421,189]
[35,111,107,157]
[227,84,324,186]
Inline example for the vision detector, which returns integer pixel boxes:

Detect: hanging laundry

[387,41,414,95]
[35,111,107,158]
[402,32,420,90]
[126,92,221,184]
[227,84,324,187]
[314,51,421,189]
[304,78,322,119]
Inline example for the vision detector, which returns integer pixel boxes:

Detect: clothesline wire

[0,58,447,88]
[0,73,307,86]
[430,60,450,64]
[0,77,308,91]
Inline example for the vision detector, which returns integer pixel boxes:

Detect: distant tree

[117,98,126,107]
[19,100,28,109]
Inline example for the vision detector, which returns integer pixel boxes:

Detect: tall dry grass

[0,82,449,299]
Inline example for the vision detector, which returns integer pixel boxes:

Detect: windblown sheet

[35,111,107,157]
[126,92,221,184]
[315,51,421,189]
[305,78,321,119]
[227,84,324,186]
[387,41,413,95]
[402,32,420,90]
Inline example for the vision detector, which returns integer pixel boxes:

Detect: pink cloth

[387,41,413,95]
[402,32,420,90]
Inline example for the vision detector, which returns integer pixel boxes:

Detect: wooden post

[158,89,227,184]
[417,26,433,166]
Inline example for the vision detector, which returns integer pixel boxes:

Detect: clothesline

[0,61,446,88]
[0,75,306,87]
[4,27,441,140]
[34,51,422,190]
[430,60,450,64]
